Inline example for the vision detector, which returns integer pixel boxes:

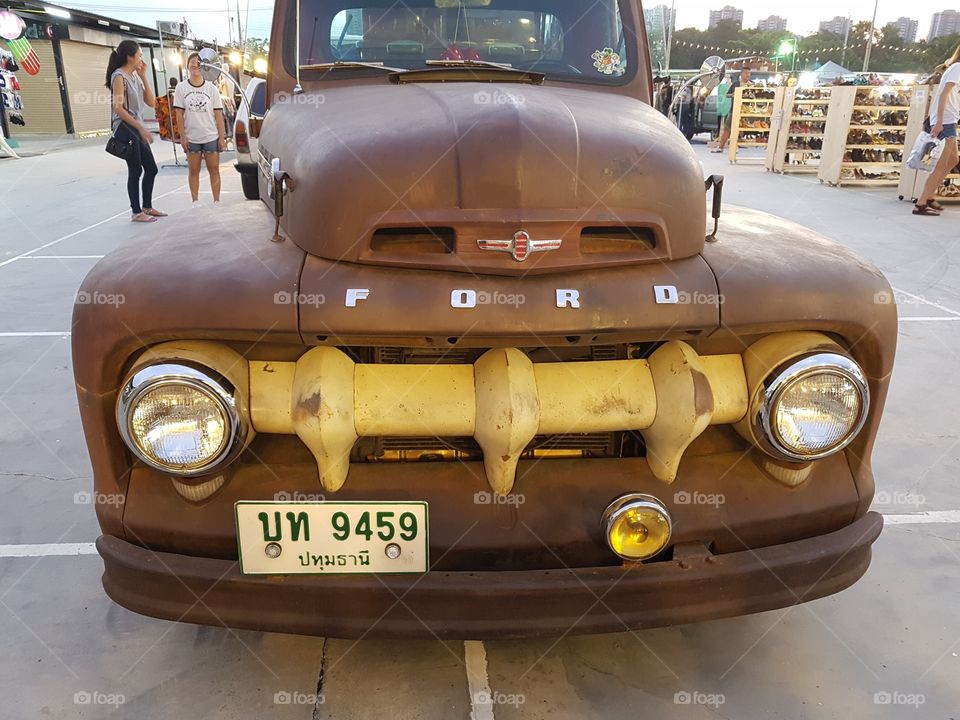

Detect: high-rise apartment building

[757,15,788,32]
[709,5,744,29]
[886,17,919,43]
[819,16,852,36]
[929,10,959,39]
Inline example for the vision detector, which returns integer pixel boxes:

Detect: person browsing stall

[712,68,750,153]
[173,51,226,207]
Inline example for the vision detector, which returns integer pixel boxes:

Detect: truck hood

[261,82,707,276]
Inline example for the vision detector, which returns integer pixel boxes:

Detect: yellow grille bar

[245,341,749,494]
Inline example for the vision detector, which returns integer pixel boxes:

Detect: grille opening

[353,431,645,462]
[371,227,455,255]
[341,343,659,366]
[580,227,657,254]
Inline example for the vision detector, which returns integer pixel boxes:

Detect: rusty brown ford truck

[73,0,896,639]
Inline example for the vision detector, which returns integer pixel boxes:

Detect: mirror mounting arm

[704,174,724,243]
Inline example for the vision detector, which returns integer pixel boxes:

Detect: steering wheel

[512,59,582,75]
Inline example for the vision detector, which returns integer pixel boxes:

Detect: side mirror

[199,48,221,83]
[698,56,726,93]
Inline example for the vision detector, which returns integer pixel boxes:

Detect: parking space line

[0,543,97,557]
[0,183,186,269]
[464,640,495,720]
[20,255,105,260]
[892,287,960,318]
[0,332,71,337]
[883,511,960,525]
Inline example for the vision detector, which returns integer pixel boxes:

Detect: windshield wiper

[424,59,516,70]
[394,60,544,84]
[300,61,407,73]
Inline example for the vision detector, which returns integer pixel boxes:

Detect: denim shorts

[923,120,958,140]
[187,140,219,154]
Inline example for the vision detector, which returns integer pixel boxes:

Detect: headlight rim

[117,361,245,477]
[757,352,870,462]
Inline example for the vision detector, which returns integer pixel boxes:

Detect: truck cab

[74,0,896,639]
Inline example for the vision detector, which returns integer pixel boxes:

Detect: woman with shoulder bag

[106,40,166,223]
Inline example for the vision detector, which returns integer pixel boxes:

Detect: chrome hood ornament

[477,231,562,263]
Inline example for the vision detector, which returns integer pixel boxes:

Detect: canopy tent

[814,61,852,81]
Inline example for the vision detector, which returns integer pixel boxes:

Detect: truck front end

[74,0,896,638]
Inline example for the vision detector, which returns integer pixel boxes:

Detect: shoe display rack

[766,86,831,174]
[818,85,915,186]
[728,86,783,165]
[897,85,960,204]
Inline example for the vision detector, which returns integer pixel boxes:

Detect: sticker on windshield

[591,48,624,76]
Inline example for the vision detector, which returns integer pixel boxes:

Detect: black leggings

[124,133,158,214]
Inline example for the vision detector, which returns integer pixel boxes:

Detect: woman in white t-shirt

[916,44,960,217]
[173,52,226,207]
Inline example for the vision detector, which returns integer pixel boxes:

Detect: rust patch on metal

[691,369,715,417]
[294,391,323,421]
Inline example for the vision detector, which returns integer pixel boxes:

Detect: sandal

[927,200,944,211]
[913,204,940,216]
[131,212,158,223]
[142,208,168,217]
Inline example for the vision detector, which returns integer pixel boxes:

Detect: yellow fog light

[602,494,672,561]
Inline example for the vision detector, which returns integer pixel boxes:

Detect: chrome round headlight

[758,353,869,461]
[117,363,244,475]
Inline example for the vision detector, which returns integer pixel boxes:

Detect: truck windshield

[296,0,631,84]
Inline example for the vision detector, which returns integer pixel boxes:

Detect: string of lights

[674,41,929,57]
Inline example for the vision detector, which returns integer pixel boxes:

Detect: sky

[54,1,957,44]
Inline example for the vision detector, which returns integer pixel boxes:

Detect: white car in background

[234,77,266,200]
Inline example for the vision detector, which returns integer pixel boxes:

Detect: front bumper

[98,511,882,639]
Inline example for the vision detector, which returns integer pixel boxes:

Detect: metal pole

[841,18,850,68]
[863,0,879,72]
[665,1,674,71]
[236,0,244,51]
[226,0,233,45]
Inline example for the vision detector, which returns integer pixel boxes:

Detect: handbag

[906,131,943,173]
[105,122,136,161]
